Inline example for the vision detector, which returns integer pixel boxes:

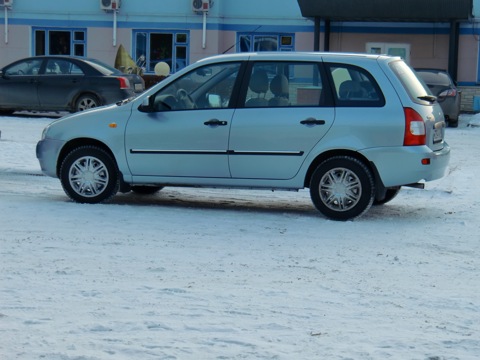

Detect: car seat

[245,70,269,107]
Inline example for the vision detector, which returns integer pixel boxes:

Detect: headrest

[249,70,269,94]
[270,75,289,97]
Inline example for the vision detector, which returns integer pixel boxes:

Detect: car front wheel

[310,156,375,221]
[60,146,119,204]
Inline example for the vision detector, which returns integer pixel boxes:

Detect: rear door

[228,61,335,180]
[37,59,85,110]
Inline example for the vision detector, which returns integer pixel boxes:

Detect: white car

[37,52,450,220]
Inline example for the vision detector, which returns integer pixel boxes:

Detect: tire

[448,120,458,128]
[373,187,401,206]
[59,146,119,204]
[0,109,15,115]
[309,156,375,221]
[75,94,100,112]
[131,185,164,195]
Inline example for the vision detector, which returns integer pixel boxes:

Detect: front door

[125,62,242,178]
[0,58,42,109]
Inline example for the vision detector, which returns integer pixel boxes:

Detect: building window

[366,42,410,64]
[237,33,294,52]
[134,30,189,74]
[33,28,86,57]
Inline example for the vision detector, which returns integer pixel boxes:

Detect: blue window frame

[32,28,87,57]
[237,33,295,52]
[133,30,189,74]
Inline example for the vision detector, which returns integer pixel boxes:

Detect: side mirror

[138,96,153,113]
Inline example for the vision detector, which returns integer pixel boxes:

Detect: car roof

[196,51,397,64]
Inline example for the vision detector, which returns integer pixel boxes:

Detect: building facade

[1,0,479,110]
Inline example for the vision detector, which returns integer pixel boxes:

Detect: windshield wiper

[417,95,437,103]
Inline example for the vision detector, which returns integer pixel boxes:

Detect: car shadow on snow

[111,188,321,217]
[106,187,448,222]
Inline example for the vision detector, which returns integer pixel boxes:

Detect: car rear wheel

[131,186,164,195]
[75,94,100,112]
[310,156,375,221]
[60,146,119,204]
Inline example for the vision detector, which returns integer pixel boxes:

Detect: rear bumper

[360,142,451,187]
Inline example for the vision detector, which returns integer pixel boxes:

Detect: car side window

[46,59,82,75]
[243,62,329,108]
[327,63,385,107]
[151,62,241,111]
[5,59,43,76]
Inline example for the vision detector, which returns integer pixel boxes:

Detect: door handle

[204,119,228,126]
[300,118,326,125]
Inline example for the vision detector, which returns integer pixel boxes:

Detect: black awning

[297,0,473,22]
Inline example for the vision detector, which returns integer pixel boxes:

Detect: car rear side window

[326,63,385,107]
[242,61,331,108]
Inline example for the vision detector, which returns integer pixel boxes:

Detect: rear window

[415,70,452,87]
[83,58,121,75]
[389,60,431,102]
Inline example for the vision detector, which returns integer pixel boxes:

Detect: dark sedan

[415,68,461,127]
[0,56,145,114]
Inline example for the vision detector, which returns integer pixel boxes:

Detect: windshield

[389,60,433,102]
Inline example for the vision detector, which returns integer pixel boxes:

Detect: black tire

[59,146,119,204]
[0,109,15,115]
[131,185,164,195]
[448,120,458,128]
[75,94,100,112]
[309,156,375,221]
[373,187,401,206]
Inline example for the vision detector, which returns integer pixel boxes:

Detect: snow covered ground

[0,113,479,360]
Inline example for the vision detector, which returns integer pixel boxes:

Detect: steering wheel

[176,88,196,109]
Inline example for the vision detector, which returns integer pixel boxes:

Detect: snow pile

[468,112,480,127]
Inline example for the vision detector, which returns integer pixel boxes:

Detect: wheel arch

[56,138,117,177]
[304,149,385,192]
[71,91,103,111]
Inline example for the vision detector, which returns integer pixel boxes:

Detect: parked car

[0,56,144,114]
[415,68,461,127]
[36,52,450,220]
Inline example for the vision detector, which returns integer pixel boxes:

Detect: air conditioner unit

[0,0,14,7]
[100,0,120,11]
[192,0,210,12]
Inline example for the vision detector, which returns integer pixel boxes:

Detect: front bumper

[36,138,66,178]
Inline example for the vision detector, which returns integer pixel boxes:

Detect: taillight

[404,107,426,146]
[117,77,131,89]
[439,88,457,97]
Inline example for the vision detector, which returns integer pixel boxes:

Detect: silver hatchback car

[37,52,450,220]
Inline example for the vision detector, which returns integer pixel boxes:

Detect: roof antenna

[222,25,262,54]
